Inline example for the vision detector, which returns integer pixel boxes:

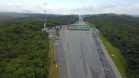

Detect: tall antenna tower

[42,1,48,31]
[44,10,46,29]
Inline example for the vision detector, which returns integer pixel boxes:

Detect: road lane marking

[86,64,93,78]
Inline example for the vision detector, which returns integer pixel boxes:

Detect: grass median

[48,40,57,78]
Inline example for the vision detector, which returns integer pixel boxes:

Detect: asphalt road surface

[71,17,89,26]
[59,29,118,78]
[55,39,68,78]
[71,21,88,26]
[60,30,102,78]
[54,17,120,78]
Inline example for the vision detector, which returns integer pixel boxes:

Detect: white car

[55,43,58,45]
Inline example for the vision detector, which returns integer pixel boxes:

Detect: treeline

[0,13,78,27]
[0,12,29,19]
[84,14,139,78]
[0,14,78,78]
[46,15,78,27]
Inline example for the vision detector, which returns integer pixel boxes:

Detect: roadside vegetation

[48,40,57,78]
[85,21,96,31]
[84,14,139,78]
[56,29,60,37]
[86,21,95,28]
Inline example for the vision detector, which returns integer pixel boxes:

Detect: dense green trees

[0,12,29,20]
[0,20,49,78]
[84,14,139,78]
[0,13,78,78]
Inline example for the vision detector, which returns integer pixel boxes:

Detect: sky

[0,0,139,15]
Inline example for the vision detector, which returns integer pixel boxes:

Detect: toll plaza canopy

[67,25,90,28]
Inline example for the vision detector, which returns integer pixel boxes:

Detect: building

[56,26,61,30]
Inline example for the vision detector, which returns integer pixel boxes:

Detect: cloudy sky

[0,0,139,15]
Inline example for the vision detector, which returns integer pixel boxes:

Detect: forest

[0,13,78,78]
[84,14,139,78]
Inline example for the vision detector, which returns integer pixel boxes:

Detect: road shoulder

[96,33,122,78]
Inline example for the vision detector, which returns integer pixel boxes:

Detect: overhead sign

[67,25,70,27]
[67,25,75,28]
[70,26,74,28]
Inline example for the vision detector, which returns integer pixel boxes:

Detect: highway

[70,17,89,26]
[60,30,104,78]
[54,17,121,78]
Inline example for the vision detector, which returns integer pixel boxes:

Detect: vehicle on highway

[56,37,59,40]
[105,74,108,78]
[97,48,100,51]
[55,43,58,45]
[52,37,56,40]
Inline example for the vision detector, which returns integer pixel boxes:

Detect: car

[55,43,58,45]
[105,74,108,78]
[56,37,59,40]
[97,48,100,51]
[53,37,55,40]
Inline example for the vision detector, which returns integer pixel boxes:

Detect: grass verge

[48,40,57,78]
[86,21,96,31]
[86,21,96,28]
[56,29,60,37]
[85,21,127,78]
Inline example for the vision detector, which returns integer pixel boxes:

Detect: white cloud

[0,2,139,15]
[70,2,139,15]
[131,3,139,8]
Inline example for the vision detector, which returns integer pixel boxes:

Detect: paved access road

[49,29,57,38]
[49,28,68,78]
[60,30,105,78]
[55,39,68,78]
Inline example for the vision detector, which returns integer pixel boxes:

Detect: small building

[56,26,61,30]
